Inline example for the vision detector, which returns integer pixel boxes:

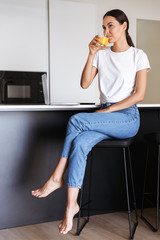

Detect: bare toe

[31,190,39,196]
[59,203,79,234]
[59,224,65,233]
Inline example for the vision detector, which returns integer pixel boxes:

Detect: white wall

[137,19,160,104]
[0,0,48,72]
[49,0,98,104]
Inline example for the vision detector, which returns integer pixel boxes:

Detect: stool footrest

[76,217,89,235]
[141,215,158,232]
[130,221,138,239]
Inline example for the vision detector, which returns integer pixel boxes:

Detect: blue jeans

[61,103,140,188]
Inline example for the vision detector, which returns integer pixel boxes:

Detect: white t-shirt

[92,46,151,103]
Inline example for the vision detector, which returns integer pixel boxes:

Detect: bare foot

[31,177,64,198]
[59,203,80,234]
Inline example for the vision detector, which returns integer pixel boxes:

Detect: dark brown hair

[103,9,135,47]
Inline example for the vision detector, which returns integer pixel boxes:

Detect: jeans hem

[61,155,69,158]
[67,183,81,189]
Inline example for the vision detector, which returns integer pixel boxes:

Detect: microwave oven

[0,71,46,104]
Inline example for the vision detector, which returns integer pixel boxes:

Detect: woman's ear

[123,21,127,31]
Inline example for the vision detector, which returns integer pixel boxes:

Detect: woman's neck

[111,40,130,53]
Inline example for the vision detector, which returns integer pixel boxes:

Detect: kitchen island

[0,104,159,229]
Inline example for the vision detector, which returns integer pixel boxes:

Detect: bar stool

[77,137,138,239]
[141,132,160,231]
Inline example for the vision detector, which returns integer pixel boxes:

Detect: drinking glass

[98,34,109,50]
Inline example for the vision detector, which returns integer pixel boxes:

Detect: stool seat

[144,132,160,143]
[95,138,134,148]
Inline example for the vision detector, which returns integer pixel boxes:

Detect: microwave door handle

[1,79,12,102]
[0,72,5,102]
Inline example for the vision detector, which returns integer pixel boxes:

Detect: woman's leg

[32,107,139,197]
[59,187,80,234]
[32,156,68,197]
[58,108,140,234]
[57,131,110,234]
[65,109,139,141]
[67,130,110,188]
[66,108,139,189]
[31,112,108,198]
[31,112,93,198]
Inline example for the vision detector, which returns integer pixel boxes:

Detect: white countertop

[0,103,160,111]
[0,104,98,111]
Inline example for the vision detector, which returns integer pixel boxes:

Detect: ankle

[66,201,78,209]
[50,175,63,183]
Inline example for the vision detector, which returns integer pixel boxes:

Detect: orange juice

[98,36,109,50]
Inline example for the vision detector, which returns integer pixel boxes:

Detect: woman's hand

[89,35,100,55]
[95,107,112,113]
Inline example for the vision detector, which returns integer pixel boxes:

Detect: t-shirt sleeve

[136,50,151,72]
[92,52,98,68]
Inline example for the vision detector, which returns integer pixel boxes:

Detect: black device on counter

[0,71,46,104]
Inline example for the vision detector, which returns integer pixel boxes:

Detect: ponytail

[126,31,135,47]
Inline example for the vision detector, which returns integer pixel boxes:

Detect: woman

[32,9,150,234]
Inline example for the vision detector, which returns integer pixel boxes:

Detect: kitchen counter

[0,104,97,111]
[0,103,160,111]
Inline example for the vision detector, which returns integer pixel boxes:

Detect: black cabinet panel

[0,109,159,229]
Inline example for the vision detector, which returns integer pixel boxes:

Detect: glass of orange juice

[98,34,109,50]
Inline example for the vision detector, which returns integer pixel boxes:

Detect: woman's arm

[96,68,148,113]
[80,54,98,89]
[80,35,100,89]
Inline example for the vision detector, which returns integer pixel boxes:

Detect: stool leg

[141,143,149,219]
[128,147,138,224]
[156,144,160,230]
[123,147,138,239]
[141,144,160,231]
[76,151,93,235]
